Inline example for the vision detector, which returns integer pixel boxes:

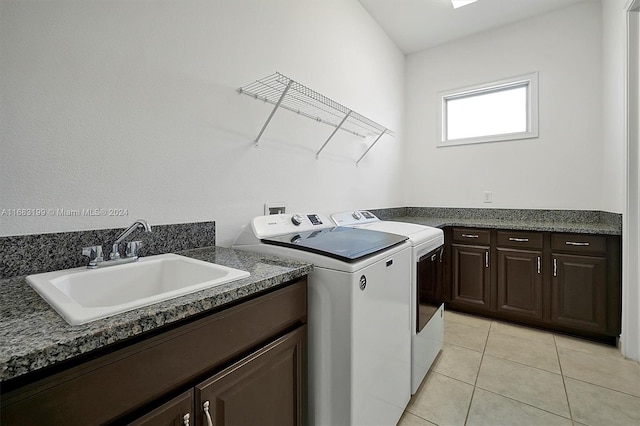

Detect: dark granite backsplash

[370,207,622,229]
[367,207,408,219]
[0,221,215,279]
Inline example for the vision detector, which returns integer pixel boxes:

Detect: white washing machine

[332,210,445,394]
[233,213,412,426]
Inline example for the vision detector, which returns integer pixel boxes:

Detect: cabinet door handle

[203,401,214,426]
[183,413,190,426]
[485,251,489,268]
[509,237,529,242]
[553,258,557,277]
[462,234,479,238]
[537,256,541,274]
[566,241,590,246]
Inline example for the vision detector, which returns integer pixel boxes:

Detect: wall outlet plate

[483,191,493,203]
[264,203,287,215]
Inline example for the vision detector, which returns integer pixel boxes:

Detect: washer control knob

[352,211,362,220]
[291,214,304,226]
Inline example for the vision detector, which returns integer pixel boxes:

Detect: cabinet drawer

[551,234,606,254]
[497,230,543,249]
[452,228,491,245]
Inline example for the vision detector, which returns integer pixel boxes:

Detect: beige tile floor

[398,311,640,426]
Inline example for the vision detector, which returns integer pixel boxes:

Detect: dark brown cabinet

[444,227,621,341]
[497,248,543,320]
[448,228,492,313]
[550,233,612,335]
[496,231,543,320]
[195,327,305,426]
[132,326,306,426]
[451,244,491,310]
[1,278,308,426]
[551,254,607,333]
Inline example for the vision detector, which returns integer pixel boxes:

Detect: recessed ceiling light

[451,0,478,9]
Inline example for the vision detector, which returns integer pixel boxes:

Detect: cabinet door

[130,390,193,426]
[497,248,543,320]
[551,254,607,333]
[451,244,491,310]
[195,326,306,426]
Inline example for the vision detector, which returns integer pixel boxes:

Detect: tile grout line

[554,344,640,397]
[479,351,563,376]
[473,386,574,422]
[480,326,566,375]
[462,319,492,425]
[443,341,485,354]
[553,334,575,424]
[422,369,477,388]
[563,375,640,399]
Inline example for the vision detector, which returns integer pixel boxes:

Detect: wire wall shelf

[237,72,394,165]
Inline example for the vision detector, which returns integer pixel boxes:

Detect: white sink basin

[27,254,250,325]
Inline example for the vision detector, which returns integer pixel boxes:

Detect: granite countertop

[0,246,312,383]
[388,215,621,235]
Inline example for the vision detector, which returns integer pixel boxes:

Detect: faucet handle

[82,246,104,268]
[126,241,143,258]
[110,243,121,260]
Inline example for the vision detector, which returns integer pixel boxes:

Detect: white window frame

[438,72,539,147]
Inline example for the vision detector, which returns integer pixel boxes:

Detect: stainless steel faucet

[82,219,152,269]
[110,219,152,260]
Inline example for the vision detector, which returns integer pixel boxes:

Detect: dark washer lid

[261,226,408,263]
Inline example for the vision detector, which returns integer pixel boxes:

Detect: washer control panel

[251,213,331,238]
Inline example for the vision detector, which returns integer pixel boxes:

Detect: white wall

[0,0,405,246]
[404,1,604,210]
[602,0,627,214]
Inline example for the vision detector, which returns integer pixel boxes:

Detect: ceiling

[358,0,590,54]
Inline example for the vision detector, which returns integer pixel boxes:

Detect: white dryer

[332,210,445,394]
[233,213,412,425]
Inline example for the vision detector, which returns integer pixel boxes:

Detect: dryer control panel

[332,210,379,226]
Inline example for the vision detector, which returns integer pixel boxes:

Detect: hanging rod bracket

[253,79,292,147]
[316,110,352,159]
[356,129,388,166]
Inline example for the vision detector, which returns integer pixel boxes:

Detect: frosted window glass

[446,86,527,140]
